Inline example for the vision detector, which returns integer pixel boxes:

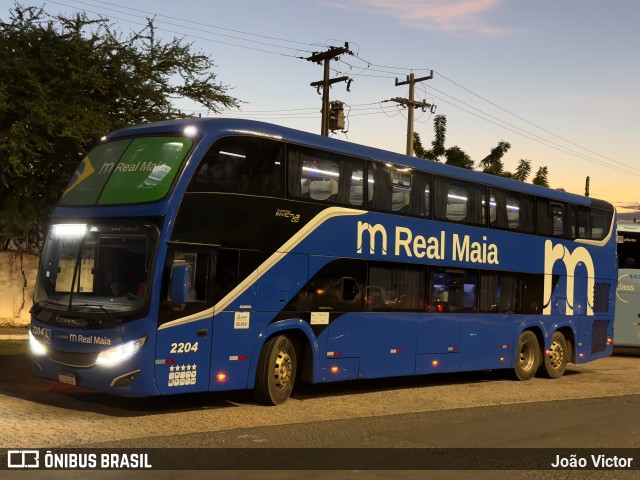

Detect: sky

[3,0,640,219]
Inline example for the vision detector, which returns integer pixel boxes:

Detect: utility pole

[307,43,353,136]
[387,71,435,156]
[585,176,590,197]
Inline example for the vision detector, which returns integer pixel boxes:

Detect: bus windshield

[59,136,194,206]
[34,223,157,318]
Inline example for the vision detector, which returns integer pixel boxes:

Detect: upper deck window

[288,145,364,206]
[368,163,430,216]
[188,136,284,197]
[578,206,613,241]
[537,199,572,238]
[489,188,534,232]
[433,177,486,226]
[60,137,193,205]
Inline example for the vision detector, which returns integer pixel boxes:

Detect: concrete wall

[0,251,39,326]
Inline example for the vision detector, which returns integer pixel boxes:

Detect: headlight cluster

[29,331,47,356]
[96,337,147,366]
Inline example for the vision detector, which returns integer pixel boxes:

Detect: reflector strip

[389,349,402,354]
[229,355,247,361]
[327,351,340,357]
[447,346,458,352]
[155,359,176,365]
[499,345,512,349]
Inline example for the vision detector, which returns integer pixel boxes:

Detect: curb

[0,334,28,341]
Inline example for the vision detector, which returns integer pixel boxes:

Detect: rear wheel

[538,331,568,379]
[514,331,541,381]
[254,335,297,405]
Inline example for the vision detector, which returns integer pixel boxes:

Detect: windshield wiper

[71,303,120,325]
[73,303,115,315]
[31,299,70,313]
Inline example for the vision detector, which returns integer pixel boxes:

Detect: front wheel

[538,331,568,379]
[514,331,541,381]
[254,335,297,405]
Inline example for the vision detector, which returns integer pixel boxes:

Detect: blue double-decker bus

[29,118,617,405]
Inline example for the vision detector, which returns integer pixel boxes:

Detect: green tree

[444,146,474,169]
[0,4,239,250]
[532,166,550,187]
[478,141,511,176]
[413,114,447,162]
[512,159,532,182]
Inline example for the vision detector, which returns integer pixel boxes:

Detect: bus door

[155,247,216,395]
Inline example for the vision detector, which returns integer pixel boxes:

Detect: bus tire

[514,331,540,381]
[538,331,568,379]
[254,335,297,405]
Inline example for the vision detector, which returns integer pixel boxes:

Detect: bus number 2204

[170,342,199,353]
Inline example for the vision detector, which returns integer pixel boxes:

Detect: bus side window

[430,269,477,312]
[367,262,427,311]
[287,145,364,206]
[537,199,572,238]
[368,162,392,211]
[168,252,206,302]
[308,259,366,312]
[490,188,534,232]
[188,136,284,198]
[434,177,486,226]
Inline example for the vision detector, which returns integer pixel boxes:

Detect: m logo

[543,240,595,316]
[356,221,388,255]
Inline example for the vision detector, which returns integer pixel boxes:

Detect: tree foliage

[532,166,550,187]
[444,146,474,169]
[0,4,239,249]
[413,115,446,161]
[512,159,532,182]
[478,141,511,176]
[413,115,552,188]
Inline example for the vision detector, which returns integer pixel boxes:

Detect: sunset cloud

[323,0,507,35]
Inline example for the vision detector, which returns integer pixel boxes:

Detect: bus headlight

[96,337,146,366]
[29,331,47,356]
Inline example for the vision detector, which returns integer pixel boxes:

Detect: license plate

[58,372,76,386]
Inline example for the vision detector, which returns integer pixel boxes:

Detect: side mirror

[170,263,191,306]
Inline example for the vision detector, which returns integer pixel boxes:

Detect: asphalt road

[1,341,639,479]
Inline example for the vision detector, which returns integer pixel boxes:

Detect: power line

[434,69,637,173]
[339,56,637,176]
[70,0,328,49]
[428,93,640,178]
[49,0,311,58]
[46,0,635,177]
[417,83,640,176]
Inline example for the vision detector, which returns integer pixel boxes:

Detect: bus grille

[593,282,611,313]
[591,319,610,354]
[46,348,98,368]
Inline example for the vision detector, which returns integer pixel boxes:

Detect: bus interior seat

[392,191,411,211]
[310,179,339,201]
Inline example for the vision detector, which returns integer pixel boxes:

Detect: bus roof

[618,222,640,232]
[107,117,610,209]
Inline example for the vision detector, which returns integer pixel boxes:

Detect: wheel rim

[519,341,535,371]
[548,340,564,369]
[273,349,293,391]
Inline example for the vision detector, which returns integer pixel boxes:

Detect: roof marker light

[183,125,198,137]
